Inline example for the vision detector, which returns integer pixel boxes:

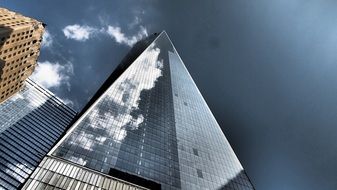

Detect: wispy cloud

[128,16,141,29]
[62,24,97,41]
[105,25,148,46]
[30,61,73,89]
[41,29,53,48]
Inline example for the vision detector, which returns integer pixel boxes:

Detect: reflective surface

[0,79,76,190]
[21,156,148,190]
[49,32,253,189]
[169,46,253,189]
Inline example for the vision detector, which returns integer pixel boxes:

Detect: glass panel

[36,32,254,189]
[0,79,76,189]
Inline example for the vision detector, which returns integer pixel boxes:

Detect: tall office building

[0,79,76,190]
[0,8,45,103]
[22,32,254,189]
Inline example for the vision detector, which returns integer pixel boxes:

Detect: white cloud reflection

[69,131,94,151]
[68,156,87,166]
[99,43,162,142]
[0,81,48,133]
[4,163,32,182]
[71,42,163,152]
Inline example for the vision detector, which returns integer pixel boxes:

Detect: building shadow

[0,24,14,84]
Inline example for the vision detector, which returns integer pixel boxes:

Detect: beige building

[0,8,44,103]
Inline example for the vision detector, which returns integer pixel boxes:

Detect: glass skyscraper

[0,79,76,190]
[22,31,254,189]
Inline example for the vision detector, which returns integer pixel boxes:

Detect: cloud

[105,25,148,46]
[41,29,53,48]
[128,16,141,29]
[62,19,148,46]
[30,61,73,89]
[68,156,87,166]
[5,163,30,182]
[62,24,97,41]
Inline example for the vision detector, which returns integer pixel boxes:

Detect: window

[197,169,203,178]
[193,148,199,156]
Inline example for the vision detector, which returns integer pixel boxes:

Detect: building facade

[0,8,45,103]
[0,79,76,190]
[22,32,254,189]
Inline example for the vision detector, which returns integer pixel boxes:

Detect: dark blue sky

[3,1,337,189]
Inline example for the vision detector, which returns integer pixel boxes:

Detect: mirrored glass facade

[0,79,76,190]
[22,31,254,189]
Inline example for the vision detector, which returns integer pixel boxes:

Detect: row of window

[1,47,32,61]
[1,30,33,42]
[0,34,34,47]
[5,55,28,66]
[4,60,28,75]
[51,41,180,189]
[167,43,250,189]
[0,169,22,189]
[2,63,29,78]
[10,30,34,38]
[24,82,76,123]
[0,42,32,55]
[0,20,32,28]
[25,79,77,115]
[22,157,147,190]
[0,83,23,99]
[1,68,25,83]
[0,81,76,189]
[0,17,19,21]
[0,82,75,136]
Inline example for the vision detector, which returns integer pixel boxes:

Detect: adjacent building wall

[0,8,44,103]
[0,79,76,190]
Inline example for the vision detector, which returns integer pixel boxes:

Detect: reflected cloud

[57,42,164,165]
[129,115,144,130]
[69,131,94,151]
[101,42,163,142]
[218,170,254,190]
[4,163,32,183]
[0,81,47,133]
[96,136,107,143]
[68,156,87,165]
[24,84,47,108]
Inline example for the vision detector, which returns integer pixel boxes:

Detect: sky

[2,0,337,189]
